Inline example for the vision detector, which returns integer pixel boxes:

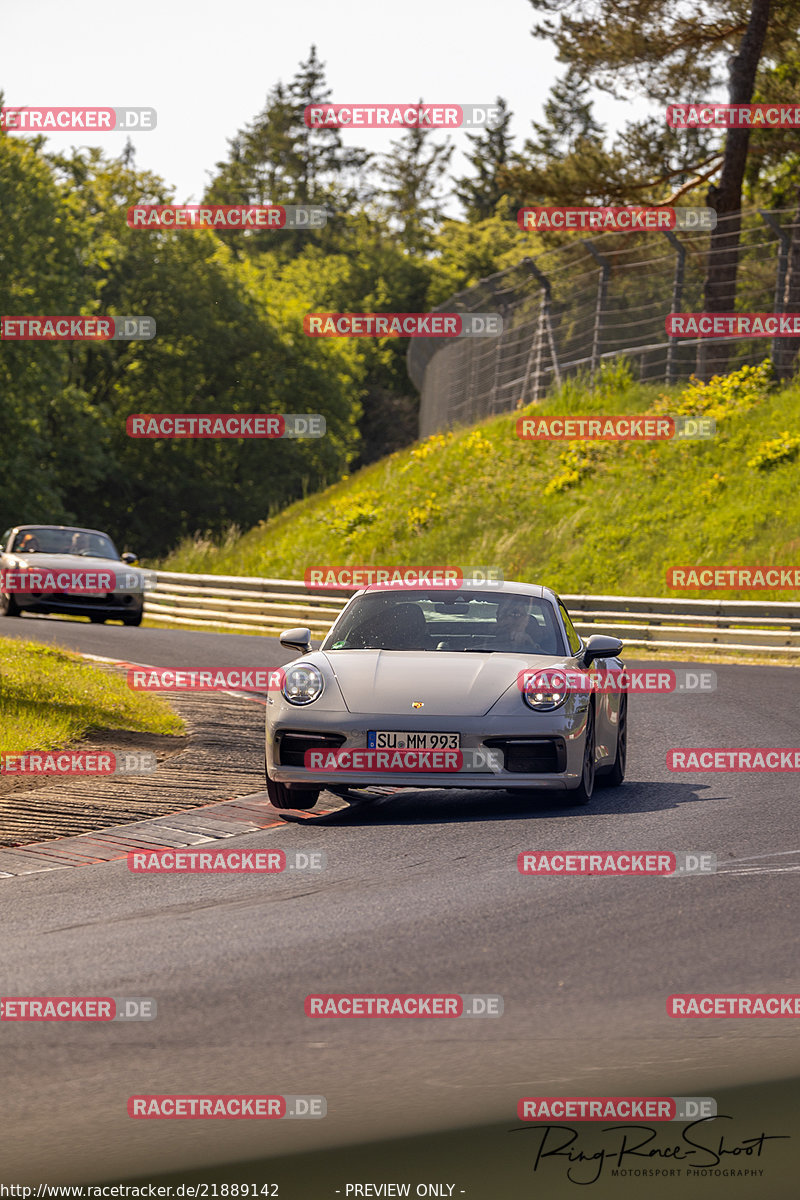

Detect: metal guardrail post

[662,230,686,385]
[581,240,609,378]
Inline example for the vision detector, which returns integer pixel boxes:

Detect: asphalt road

[1,615,799,1193]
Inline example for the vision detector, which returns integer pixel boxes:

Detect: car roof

[360,580,553,601]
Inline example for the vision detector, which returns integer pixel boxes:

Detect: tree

[499,69,630,208]
[205,47,371,261]
[288,45,372,208]
[453,97,516,220]
[529,70,604,162]
[376,118,453,253]
[527,0,800,377]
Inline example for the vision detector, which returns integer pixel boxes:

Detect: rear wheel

[0,592,21,617]
[264,759,320,810]
[597,694,627,788]
[89,615,106,624]
[123,612,143,627]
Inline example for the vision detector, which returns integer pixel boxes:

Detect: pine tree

[376,117,453,252]
[453,97,515,221]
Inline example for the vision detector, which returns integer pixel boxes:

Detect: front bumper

[266,706,590,792]
[11,592,144,619]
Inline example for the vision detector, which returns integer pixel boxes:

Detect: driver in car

[70,532,92,555]
[16,532,40,553]
[494,594,546,651]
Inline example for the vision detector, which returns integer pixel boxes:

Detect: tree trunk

[696,0,771,380]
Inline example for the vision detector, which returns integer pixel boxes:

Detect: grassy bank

[0,636,184,756]
[158,359,799,603]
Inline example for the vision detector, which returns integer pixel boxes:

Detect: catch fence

[408,205,800,436]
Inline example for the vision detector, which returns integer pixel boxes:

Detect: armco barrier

[143,572,800,654]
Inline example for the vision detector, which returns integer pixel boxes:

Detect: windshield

[322,590,566,655]
[10,527,120,560]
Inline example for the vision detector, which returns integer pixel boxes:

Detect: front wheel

[597,694,627,788]
[89,615,106,624]
[264,760,320,810]
[567,701,596,806]
[123,612,143,627]
[0,592,21,617]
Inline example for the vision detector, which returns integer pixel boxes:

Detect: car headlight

[282,663,324,705]
[522,671,568,712]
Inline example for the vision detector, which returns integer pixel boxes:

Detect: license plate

[367,731,460,750]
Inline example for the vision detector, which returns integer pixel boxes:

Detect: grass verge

[0,635,185,756]
[157,359,800,604]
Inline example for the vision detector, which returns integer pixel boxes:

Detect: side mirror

[121,552,138,565]
[280,627,313,655]
[581,633,623,667]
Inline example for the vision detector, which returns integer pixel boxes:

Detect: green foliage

[160,367,800,601]
[0,137,363,556]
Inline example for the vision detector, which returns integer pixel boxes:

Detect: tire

[597,693,627,788]
[566,700,596,806]
[0,592,21,617]
[264,759,320,810]
[123,612,143,627]
[89,615,106,624]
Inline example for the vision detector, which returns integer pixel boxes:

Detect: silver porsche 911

[264,582,627,811]
[0,524,148,626]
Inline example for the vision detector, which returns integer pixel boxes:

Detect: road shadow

[287,778,718,826]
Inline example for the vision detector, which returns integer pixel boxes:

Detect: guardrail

[144,572,800,654]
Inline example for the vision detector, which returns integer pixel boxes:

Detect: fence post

[520,291,544,402]
[522,258,560,395]
[662,230,686,385]
[759,209,790,372]
[581,240,609,378]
